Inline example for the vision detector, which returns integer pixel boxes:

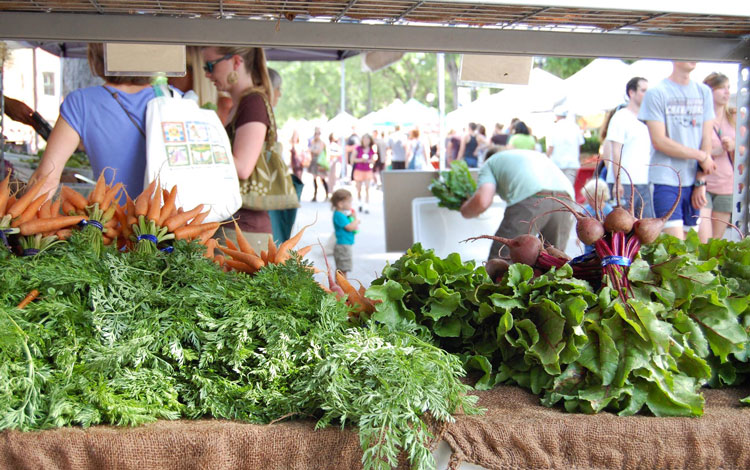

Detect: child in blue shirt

[581,178,613,255]
[331,189,360,277]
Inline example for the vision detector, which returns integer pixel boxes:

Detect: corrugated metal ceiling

[1,1,749,37]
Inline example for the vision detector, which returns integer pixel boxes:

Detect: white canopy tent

[559,58,631,115]
[358,98,439,130]
[324,111,359,137]
[445,67,565,131]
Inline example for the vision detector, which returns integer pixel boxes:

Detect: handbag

[317,147,330,171]
[109,85,242,223]
[232,89,300,211]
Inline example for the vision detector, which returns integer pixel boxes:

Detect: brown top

[226,92,272,233]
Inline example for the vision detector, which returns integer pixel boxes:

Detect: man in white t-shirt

[604,77,654,218]
[546,107,585,185]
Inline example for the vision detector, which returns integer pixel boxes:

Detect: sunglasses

[203,54,233,73]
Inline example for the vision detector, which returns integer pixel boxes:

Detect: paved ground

[292,172,584,288]
[293,173,402,287]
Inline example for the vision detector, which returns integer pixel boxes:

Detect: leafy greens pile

[0,235,479,470]
[368,239,750,416]
[428,160,477,211]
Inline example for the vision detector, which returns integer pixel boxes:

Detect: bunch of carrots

[120,179,220,254]
[0,172,84,255]
[212,220,313,273]
[318,242,379,319]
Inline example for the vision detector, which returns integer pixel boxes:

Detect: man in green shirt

[460,149,575,260]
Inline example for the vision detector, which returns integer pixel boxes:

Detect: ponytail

[211,46,274,102]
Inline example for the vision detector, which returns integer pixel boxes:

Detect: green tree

[540,57,592,79]
[270,53,460,126]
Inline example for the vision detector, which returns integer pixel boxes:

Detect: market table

[2,385,749,470]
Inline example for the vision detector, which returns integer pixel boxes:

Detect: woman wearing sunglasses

[200,46,275,252]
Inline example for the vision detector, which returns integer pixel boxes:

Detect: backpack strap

[103,85,146,138]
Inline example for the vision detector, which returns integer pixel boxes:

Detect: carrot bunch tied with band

[60,170,123,257]
[127,179,220,255]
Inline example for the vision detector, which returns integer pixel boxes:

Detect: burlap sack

[444,385,750,470]
[2,386,749,470]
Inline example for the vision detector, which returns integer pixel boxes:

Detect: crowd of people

[460,60,737,261]
[10,45,739,274]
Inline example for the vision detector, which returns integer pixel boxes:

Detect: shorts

[353,169,373,182]
[704,192,733,213]
[652,184,699,228]
[334,244,353,273]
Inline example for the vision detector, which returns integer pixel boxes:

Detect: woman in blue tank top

[31,43,157,200]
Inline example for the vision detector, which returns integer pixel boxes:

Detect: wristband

[694,179,706,187]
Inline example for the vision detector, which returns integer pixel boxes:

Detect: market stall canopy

[359,98,438,129]
[445,67,565,128]
[15,41,360,62]
[559,58,631,115]
[325,111,359,136]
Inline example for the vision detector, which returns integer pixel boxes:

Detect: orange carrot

[274,221,314,264]
[223,258,259,273]
[260,250,269,264]
[61,200,76,215]
[50,198,62,217]
[197,227,220,245]
[61,186,88,211]
[204,238,218,259]
[213,254,225,266]
[0,171,11,216]
[11,192,50,227]
[266,235,277,263]
[17,289,40,309]
[158,186,178,226]
[187,210,210,227]
[336,271,364,303]
[100,182,123,211]
[219,246,265,271]
[232,220,257,256]
[125,193,136,216]
[39,198,53,219]
[7,173,48,218]
[87,172,107,205]
[19,215,85,236]
[223,234,239,251]
[163,204,204,232]
[173,221,220,240]
[134,181,155,217]
[296,245,312,258]
[146,182,162,223]
[56,229,73,240]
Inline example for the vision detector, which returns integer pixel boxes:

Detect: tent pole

[438,53,446,172]
[340,61,347,180]
[1,53,5,172]
[732,59,750,240]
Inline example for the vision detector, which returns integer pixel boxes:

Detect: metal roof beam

[0,12,747,62]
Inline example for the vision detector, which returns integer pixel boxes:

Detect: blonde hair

[703,72,735,127]
[212,46,273,102]
[582,178,610,204]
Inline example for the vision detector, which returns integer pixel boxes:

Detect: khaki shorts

[705,192,733,214]
[334,244,353,273]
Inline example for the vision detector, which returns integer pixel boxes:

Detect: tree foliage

[540,57,593,79]
[270,53,460,126]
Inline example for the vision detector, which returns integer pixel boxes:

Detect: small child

[581,178,613,255]
[331,189,360,277]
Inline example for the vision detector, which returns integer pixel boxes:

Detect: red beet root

[603,206,636,233]
[464,234,543,266]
